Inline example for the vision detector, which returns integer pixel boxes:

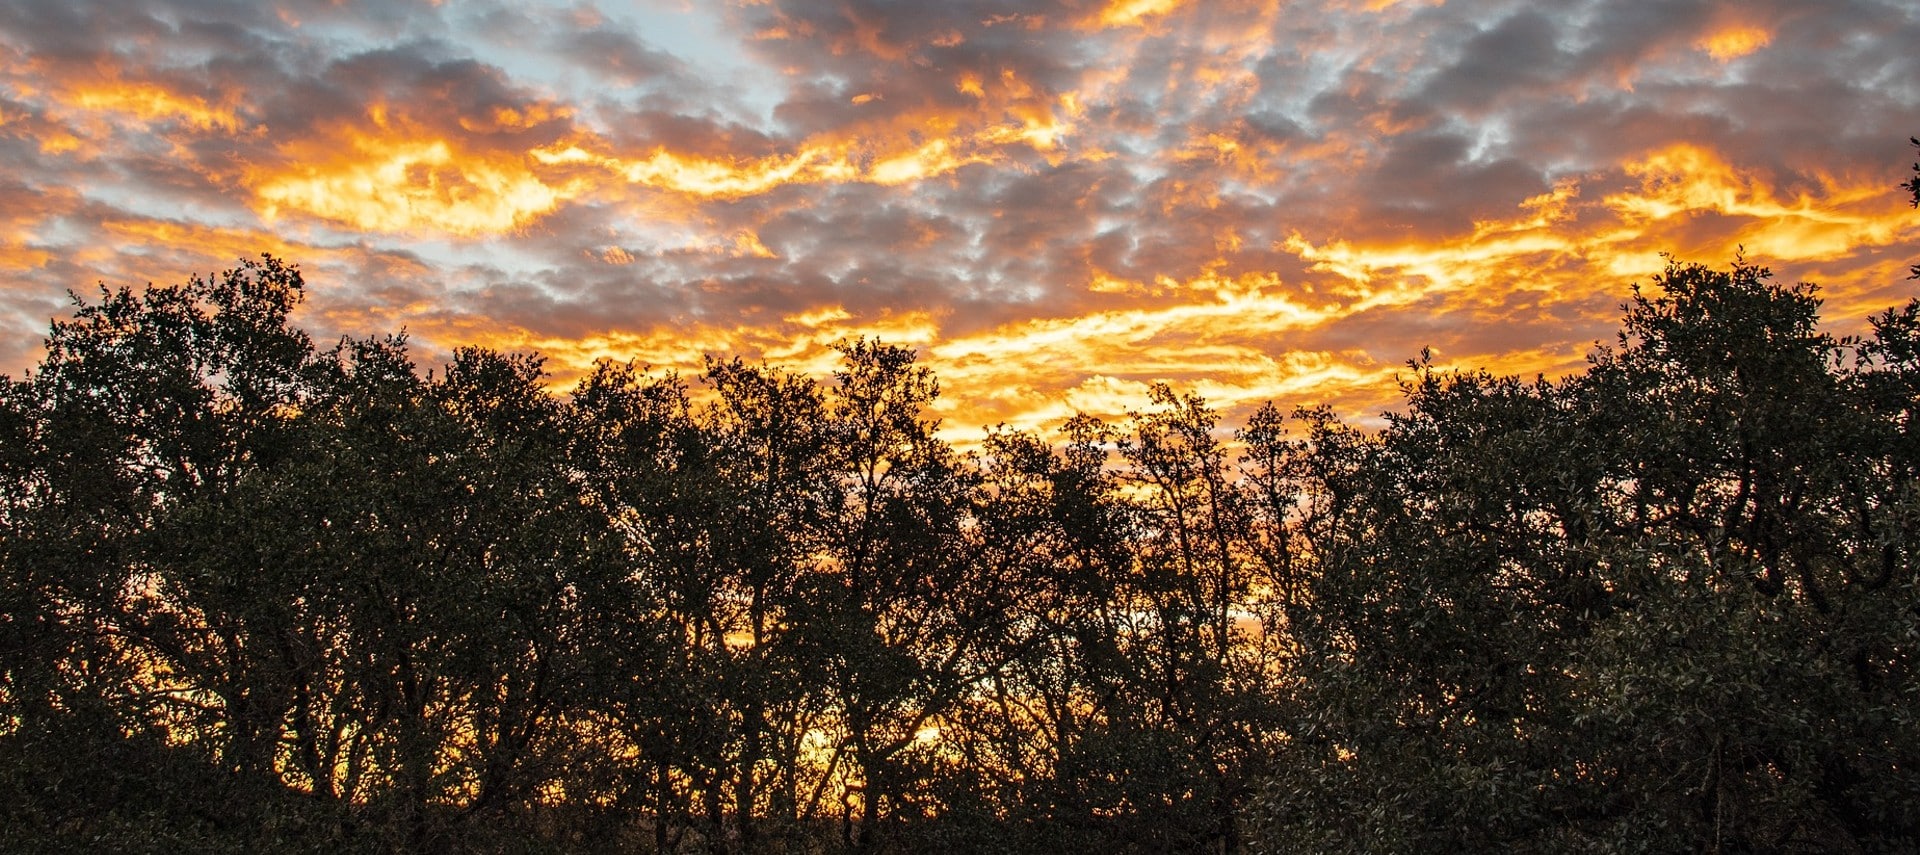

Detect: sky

[2,0,1917,439]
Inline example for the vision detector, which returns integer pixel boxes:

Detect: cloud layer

[3,0,1917,436]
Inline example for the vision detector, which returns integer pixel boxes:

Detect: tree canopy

[3,179,1918,853]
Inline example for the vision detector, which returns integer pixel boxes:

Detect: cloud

[0,0,1915,445]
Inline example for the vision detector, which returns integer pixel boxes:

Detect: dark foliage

[1248,259,1920,853]
[1909,137,1920,279]
[3,148,1917,853]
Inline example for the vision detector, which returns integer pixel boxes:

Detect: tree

[799,339,998,851]
[0,257,350,851]
[1908,137,1919,279]
[11,256,314,777]
[1248,259,1920,853]
[0,260,635,851]
[945,416,1137,852]
[11,241,1916,854]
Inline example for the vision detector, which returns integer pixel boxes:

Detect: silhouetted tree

[1247,260,1920,853]
[7,145,1919,852]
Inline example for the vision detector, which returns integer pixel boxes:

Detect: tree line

[2,152,1917,853]
[0,255,1290,853]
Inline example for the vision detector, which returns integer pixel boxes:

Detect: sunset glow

[2,0,1915,438]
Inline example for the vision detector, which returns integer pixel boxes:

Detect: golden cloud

[255,133,577,235]
[1090,0,1186,29]
[1605,144,1917,262]
[528,102,1080,202]
[337,129,1915,449]
[1696,25,1772,62]
[70,81,243,133]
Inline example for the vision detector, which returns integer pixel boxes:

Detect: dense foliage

[0,257,1286,853]
[1252,261,1920,853]
[1,148,1915,853]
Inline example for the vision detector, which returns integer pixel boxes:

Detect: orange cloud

[1696,25,1771,62]
[255,132,578,235]
[531,142,856,198]
[414,306,941,403]
[20,67,251,159]
[367,130,1914,448]
[1276,142,1916,312]
[529,102,1081,201]
[913,271,1370,434]
[1605,144,1916,262]
[1090,0,1185,29]
[70,81,243,133]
